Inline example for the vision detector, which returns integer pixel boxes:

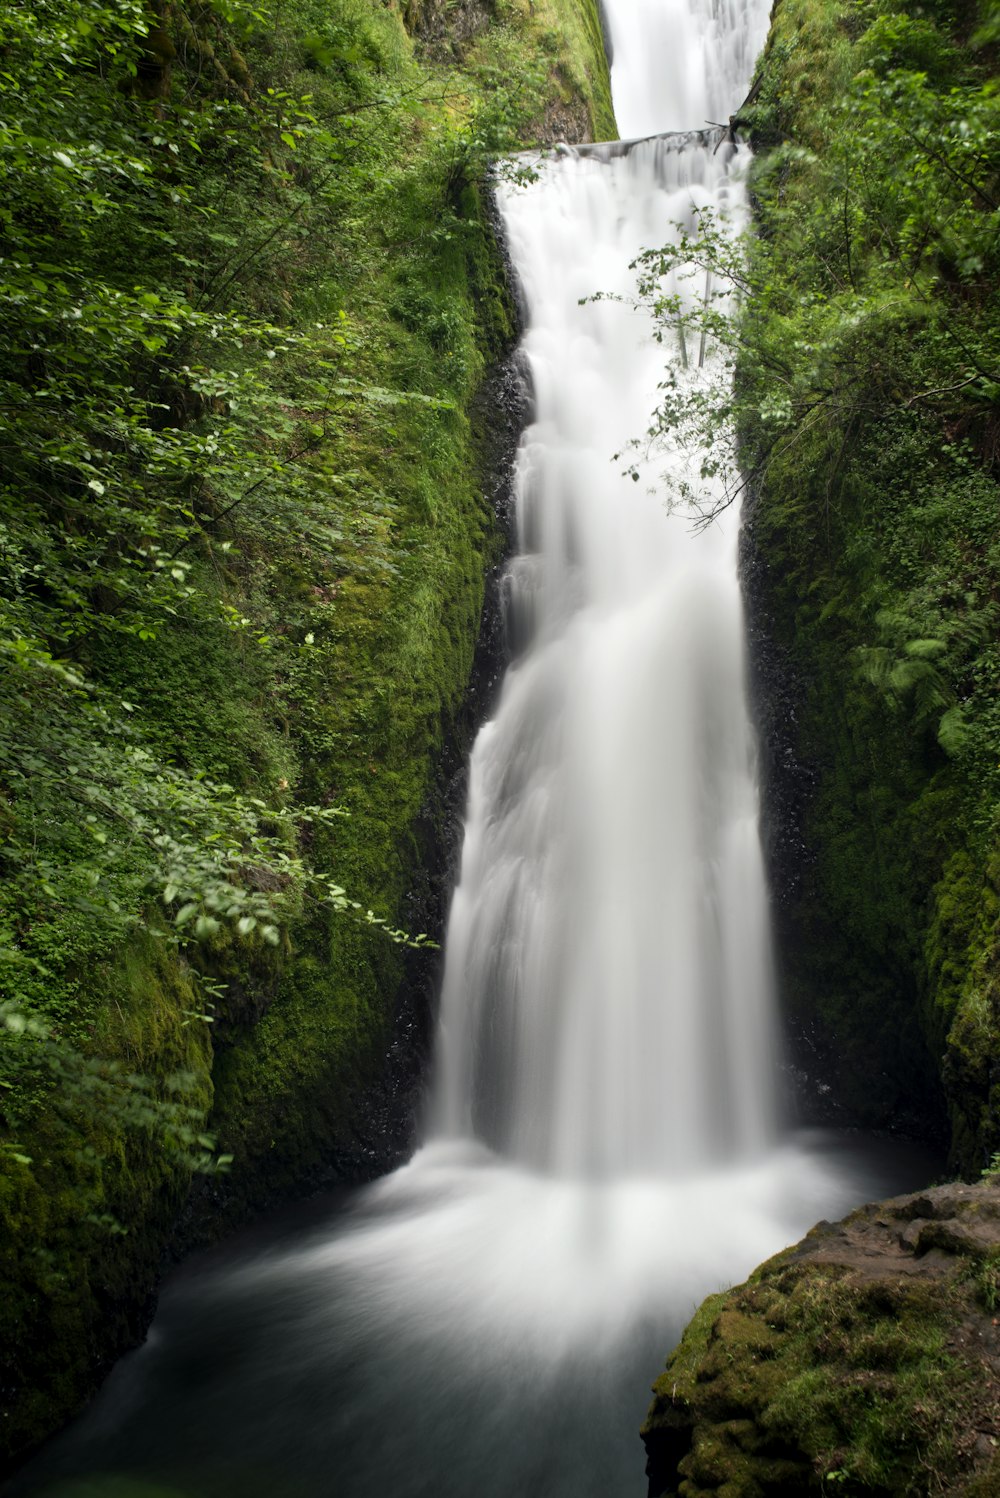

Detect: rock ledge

[642,1181,1000,1496]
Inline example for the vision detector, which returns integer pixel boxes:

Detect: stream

[8,0,942,1492]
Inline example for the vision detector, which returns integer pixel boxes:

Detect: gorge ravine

[3,0,946,1492]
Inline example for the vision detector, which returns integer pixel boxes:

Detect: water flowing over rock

[433,129,777,1176]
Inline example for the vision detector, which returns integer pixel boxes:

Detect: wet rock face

[345,331,531,1187]
[642,1180,1000,1497]
[738,496,814,927]
[738,494,840,1132]
[739,490,948,1143]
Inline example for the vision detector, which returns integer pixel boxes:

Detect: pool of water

[8,1130,940,1498]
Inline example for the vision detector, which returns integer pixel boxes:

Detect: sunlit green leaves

[1,999,223,1174]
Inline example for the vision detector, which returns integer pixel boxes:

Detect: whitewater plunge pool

[4,0,946,1489]
[8,1133,939,1498]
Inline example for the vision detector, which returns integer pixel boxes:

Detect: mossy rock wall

[1,940,214,1466]
[735,0,1000,1168]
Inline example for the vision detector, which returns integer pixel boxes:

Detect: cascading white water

[607,0,772,139]
[431,0,776,1177]
[433,131,775,1177]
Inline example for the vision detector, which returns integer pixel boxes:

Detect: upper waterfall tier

[605,0,772,138]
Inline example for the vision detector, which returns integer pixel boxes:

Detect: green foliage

[0,0,533,1173]
[1,1002,222,1176]
[969,1249,1000,1310]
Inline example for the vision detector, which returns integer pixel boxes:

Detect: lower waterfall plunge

[5,3,942,1497]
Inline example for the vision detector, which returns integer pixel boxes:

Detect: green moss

[645,1194,1000,1497]
[529,0,617,140]
[1,938,213,1466]
[741,0,1000,1166]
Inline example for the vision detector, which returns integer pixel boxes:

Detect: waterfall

[607,0,771,139]
[7,2,940,1495]
[433,4,775,1178]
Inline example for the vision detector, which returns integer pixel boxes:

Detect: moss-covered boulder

[643,1181,1000,1496]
